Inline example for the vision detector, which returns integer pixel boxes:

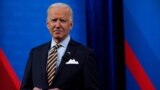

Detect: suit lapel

[40,42,51,86]
[55,39,77,79]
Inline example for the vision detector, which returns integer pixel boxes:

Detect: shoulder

[71,39,94,55]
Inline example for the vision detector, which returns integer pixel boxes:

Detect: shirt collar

[51,35,70,48]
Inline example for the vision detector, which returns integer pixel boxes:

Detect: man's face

[47,6,73,42]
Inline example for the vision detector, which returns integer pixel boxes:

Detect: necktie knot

[53,44,61,49]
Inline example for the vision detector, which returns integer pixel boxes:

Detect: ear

[46,21,49,29]
[70,22,73,30]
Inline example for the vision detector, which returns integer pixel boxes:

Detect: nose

[55,20,61,28]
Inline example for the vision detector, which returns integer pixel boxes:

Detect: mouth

[53,29,62,32]
[53,30,63,35]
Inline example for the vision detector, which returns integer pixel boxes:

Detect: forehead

[48,6,70,17]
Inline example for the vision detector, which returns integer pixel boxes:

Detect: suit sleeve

[83,50,101,90]
[20,49,33,90]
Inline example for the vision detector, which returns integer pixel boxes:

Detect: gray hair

[47,3,73,21]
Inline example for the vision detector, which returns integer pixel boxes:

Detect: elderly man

[20,3,100,90]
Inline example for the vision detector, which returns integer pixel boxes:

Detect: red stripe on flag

[0,48,20,90]
[125,41,155,90]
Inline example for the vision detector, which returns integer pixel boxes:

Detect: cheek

[47,23,54,29]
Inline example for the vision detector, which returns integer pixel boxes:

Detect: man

[20,3,100,90]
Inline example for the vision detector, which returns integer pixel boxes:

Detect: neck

[54,37,64,44]
[53,35,69,44]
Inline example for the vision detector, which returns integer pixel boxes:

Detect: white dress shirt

[49,35,70,68]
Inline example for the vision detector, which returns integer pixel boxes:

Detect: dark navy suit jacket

[20,39,100,90]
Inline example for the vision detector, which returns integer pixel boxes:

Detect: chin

[53,34,66,41]
[54,36,64,41]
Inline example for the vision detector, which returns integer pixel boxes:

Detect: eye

[60,19,67,22]
[51,19,57,22]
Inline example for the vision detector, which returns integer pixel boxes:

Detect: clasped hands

[33,87,60,90]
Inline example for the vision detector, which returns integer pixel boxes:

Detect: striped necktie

[46,45,61,86]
